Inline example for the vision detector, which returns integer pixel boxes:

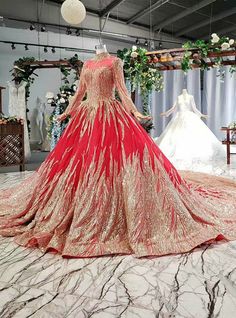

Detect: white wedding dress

[8,81,31,159]
[155,91,225,170]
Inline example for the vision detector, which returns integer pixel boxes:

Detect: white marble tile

[74,243,236,317]
[0,237,123,298]
[0,282,81,318]
[0,281,157,318]
[0,171,33,189]
[1,163,236,317]
[1,237,236,317]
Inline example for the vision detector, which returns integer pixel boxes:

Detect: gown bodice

[177,95,194,112]
[65,53,137,117]
[83,57,116,101]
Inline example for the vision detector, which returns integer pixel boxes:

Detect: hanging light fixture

[11,43,16,50]
[51,47,56,53]
[158,42,163,49]
[61,0,86,25]
[41,25,46,32]
[135,38,140,45]
[44,46,48,53]
[24,44,29,51]
[144,40,148,47]
[75,29,80,36]
[66,27,72,35]
[29,23,35,31]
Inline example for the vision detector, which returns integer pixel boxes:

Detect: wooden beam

[100,0,126,17]
[153,0,217,31]
[127,0,169,25]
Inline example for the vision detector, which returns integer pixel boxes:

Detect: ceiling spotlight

[75,29,80,36]
[41,25,46,32]
[24,44,29,51]
[144,40,148,47]
[158,42,163,49]
[51,47,56,53]
[30,23,35,31]
[136,38,140,45]
[11,43,16,50]
[44,46,48,53]
[66,27,72,35]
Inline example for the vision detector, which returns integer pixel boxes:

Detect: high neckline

[93,52,110,61]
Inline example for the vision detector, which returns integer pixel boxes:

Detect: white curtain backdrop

[135,69,201,138]
[135,67,236,140]
[202,66,236,139]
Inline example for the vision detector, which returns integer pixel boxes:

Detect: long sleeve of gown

[65,64,87,117]
[190,95,204,117]
[113,58,138,115]
[162,102,177,117]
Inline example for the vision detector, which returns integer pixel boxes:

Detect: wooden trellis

[145,48,236,71]
[20,59,83,72]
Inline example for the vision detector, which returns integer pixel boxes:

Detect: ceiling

[48,0,236,40]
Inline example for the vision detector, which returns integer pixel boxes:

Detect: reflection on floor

[0,159,236,318]
[0,151,48,174]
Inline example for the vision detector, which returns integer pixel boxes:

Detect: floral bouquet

[228,121,236,143]
[0,115,24,125]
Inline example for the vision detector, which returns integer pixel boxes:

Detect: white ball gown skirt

[155,110,225,170]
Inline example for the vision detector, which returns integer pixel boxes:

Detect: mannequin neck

[182,89,188,96]
[95,44,108,55]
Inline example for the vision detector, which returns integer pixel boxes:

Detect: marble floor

[0,159,236,318]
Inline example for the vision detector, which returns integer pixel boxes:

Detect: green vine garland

[11,55,81,134]
[117,46,163,115]
[182,34,235,76]
[11,57,37,132]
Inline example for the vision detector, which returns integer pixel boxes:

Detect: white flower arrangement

[221,42,230,50]
[131,51,138,58]
[229,121,236,129]
[211,33,220,44]
[45,91,54,99]
[59,97,66,104]
[211,33,235,50]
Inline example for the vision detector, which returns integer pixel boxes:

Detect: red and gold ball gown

[0,53,236,258]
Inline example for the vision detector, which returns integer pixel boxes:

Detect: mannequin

[95,44,108,55]
[155,89,225,170]
[35,97,45,145]
[41,101,52,152]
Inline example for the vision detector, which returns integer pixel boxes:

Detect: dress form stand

[35,97,46,145]
[41,102,52,152]
[95,44,108,55]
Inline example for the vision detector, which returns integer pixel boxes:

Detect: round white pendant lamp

[61,0,86,25]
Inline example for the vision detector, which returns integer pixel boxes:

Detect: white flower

[221,42,230,50]
[211,34,220,44]
[60,97,66,103]
[45,91,54,99]
[132,45,137,51]
[229,39,234,46]
[47,98,53,104]
[131,51,138,58]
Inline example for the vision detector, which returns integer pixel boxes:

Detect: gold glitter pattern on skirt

[0,54,236,258]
